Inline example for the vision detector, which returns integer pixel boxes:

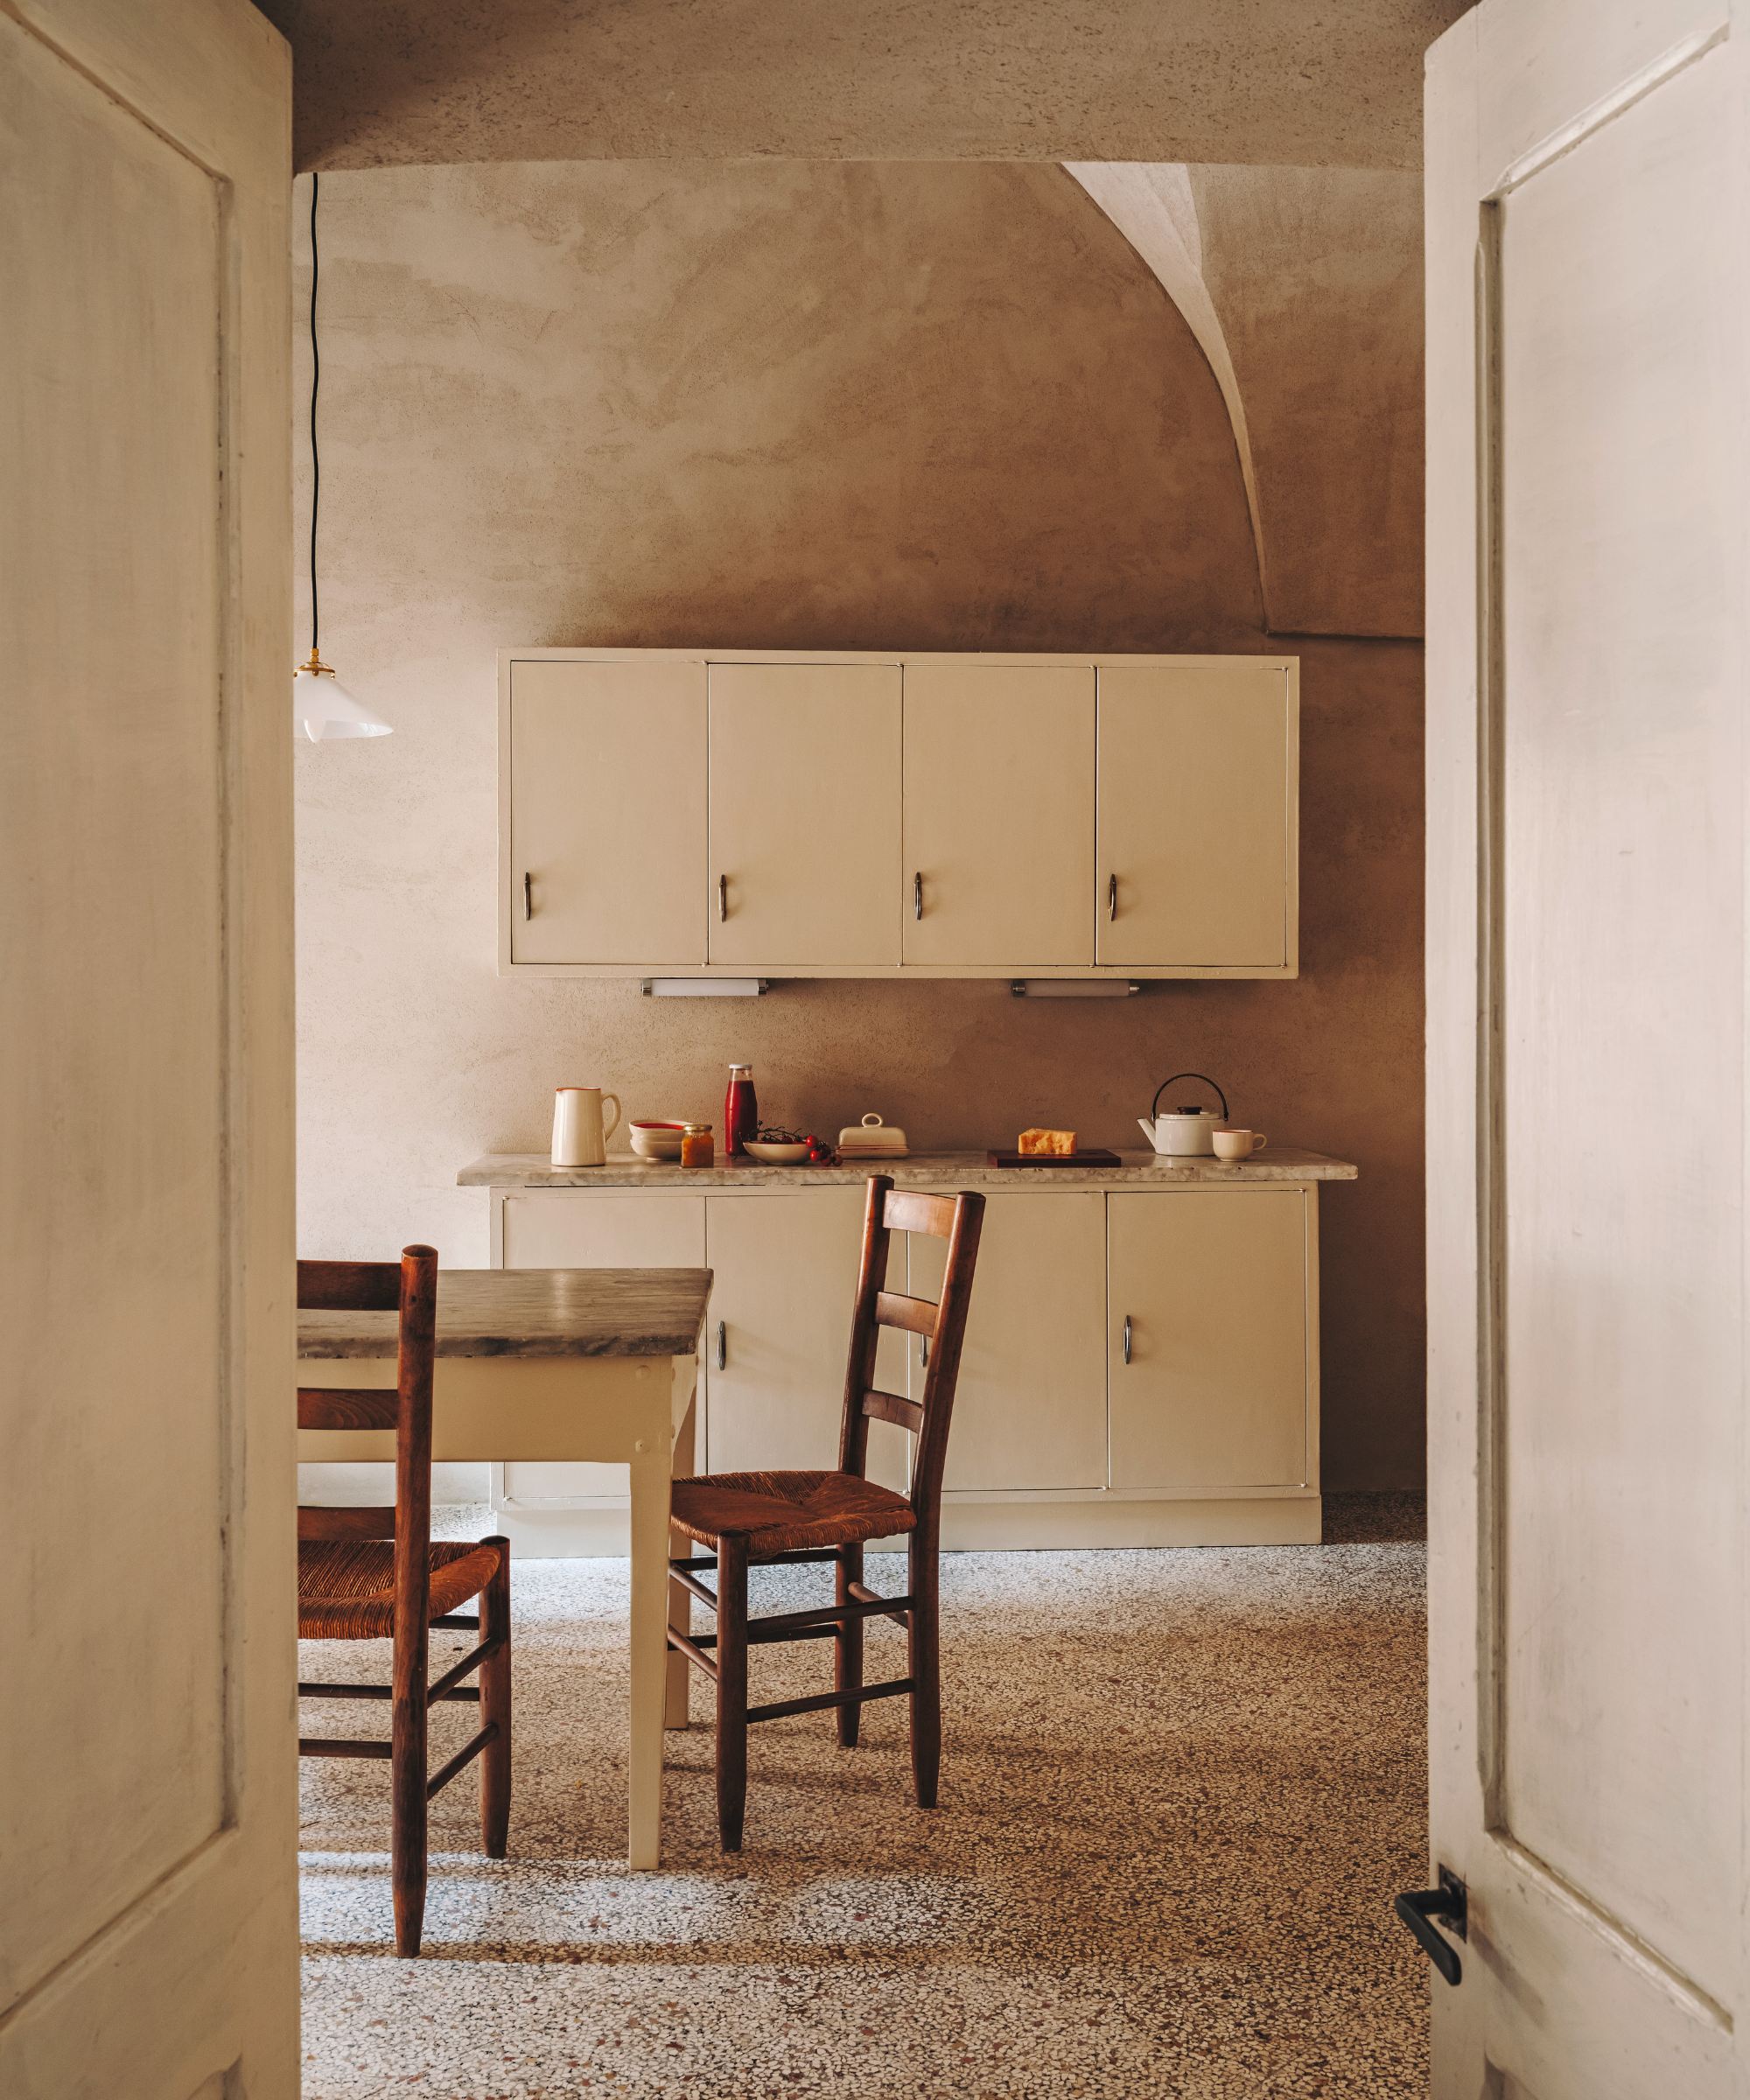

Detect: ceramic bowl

[630,1120,686,1160]
[743,1140,812,1165]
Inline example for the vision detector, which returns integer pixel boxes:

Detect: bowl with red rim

[629,1119,687,1161]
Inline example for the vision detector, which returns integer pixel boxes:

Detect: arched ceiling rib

[1068,162,1424,639]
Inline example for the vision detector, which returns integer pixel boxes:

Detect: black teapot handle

[1151,1072,1229,1122]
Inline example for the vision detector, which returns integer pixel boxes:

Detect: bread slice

[1018,1128,1077,1157]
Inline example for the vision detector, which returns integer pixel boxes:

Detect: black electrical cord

[309,170,320,657]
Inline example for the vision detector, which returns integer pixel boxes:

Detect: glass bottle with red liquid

[724,1063,758,1158]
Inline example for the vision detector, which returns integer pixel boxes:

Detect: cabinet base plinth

[486,1495,1321,1558]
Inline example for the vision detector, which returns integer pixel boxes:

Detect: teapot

[1138,1073,1230,1157]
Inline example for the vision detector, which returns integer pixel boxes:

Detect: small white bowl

[630,1121,686,1160]
[743,1141,812,1165]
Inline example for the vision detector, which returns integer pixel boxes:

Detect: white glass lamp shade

[293,652,392,742]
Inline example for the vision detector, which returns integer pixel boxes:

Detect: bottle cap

[683,1122,712,1133]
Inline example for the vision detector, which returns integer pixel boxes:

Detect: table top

[457,1145,1357,1190]
[297,1266,714,1361]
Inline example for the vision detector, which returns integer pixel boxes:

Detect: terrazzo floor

[299,1494,1428,2098]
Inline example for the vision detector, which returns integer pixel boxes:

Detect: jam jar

[681,1123,715,1169]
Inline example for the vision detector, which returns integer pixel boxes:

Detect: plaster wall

[295,161,1424,1490]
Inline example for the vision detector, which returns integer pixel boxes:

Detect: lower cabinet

[906,1190,1108,1492]
[491,1179,1320,1550]
[1107,1188,1311,1490]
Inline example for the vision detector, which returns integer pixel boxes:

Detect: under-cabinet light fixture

[294,172,391,744]
[1011,980,1142,998]
[642,978,770,998]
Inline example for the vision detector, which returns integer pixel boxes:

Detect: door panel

[906,1192,1106,1490]
[1096,665,1290,966]
[1108,1191,1306,1488]
[1,2,297,2090]
[704,1191,907,1493]
[510,659,705,963]
[1426,10,1749,2094]
[708,662,900,965]
[901,664,1094,965]
[502,1194,704,1499]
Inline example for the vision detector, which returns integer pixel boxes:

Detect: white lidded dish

[836,1111,908,1158]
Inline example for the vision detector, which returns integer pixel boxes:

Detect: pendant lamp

[294,172,391,743]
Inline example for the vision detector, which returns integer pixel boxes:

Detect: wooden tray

[985,1148,1123,1169]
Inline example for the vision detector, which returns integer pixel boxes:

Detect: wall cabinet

[481,1171,1326,1553]
[501,649,1298,979]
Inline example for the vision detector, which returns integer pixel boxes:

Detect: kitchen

[286,149,1424,2079]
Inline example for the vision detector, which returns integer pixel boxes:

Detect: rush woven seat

[668,1178,984,1852]
[669,1470,916,1557]
[297,1248,512,1957]
[298,1539,507,1640]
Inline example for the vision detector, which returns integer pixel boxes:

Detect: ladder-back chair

[667,1177,985,1850]
[298,1246,512,1956]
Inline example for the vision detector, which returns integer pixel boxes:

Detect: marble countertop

[298,1266,714,1359]
[457,1146,1357,1190]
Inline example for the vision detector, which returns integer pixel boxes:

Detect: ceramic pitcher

[552,1085,620,1167]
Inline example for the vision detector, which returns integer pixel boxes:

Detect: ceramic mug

[552,1086,621,1167]
[1212,1128,1267,1162]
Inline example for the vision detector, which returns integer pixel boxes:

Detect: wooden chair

[297,1246,511,1957]
[667,1177,985,1850]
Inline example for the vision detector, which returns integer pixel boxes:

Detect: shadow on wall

[293,160,1424,1490]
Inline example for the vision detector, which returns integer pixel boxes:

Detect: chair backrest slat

[862,1387,924,1434]
[873,1289,938,1338]
[299,1505,398,1542]
[297,1257,402,1312]
[836,1178,984,1536]
[882,1190,959,1239]
[298,1386,400,1432]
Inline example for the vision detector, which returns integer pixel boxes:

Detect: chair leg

[907,1529,941,1810]
[480,1537,512,1858]
[391,1624,430,1957]
[836,1542,864,1747]
[715,1534,748,1852]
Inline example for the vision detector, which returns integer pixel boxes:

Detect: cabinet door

[510,659,705,963]
[901,665,1094,965]
[1096,664,1292,967]
[707,663,901,965]
[502,1193,705,1498]
[704,1190,907,1492]
[906,1191,1107,1490]
[1109,1190,1307,1488]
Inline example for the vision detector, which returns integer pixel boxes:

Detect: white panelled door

[0,1,297,2096]
[1425,5,1747,2094]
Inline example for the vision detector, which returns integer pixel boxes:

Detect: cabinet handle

[914,871,923,920]
[718,874,728,922]
[920,1332,929,1368]
[1123,1314,1131,1365]
[523,871,534,921]
[1108,873,1117,921]
[716,1320,726,1371]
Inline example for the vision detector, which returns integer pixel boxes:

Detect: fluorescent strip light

[1011,980,1141,998]
[641,978,769,997]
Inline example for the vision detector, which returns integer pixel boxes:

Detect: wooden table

[298,1266,711,1869]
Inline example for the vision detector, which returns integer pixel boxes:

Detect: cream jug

[1138,1073,1230,1157]
[552,1085,620,1167]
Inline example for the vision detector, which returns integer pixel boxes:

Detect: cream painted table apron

[298,1267,711,1869]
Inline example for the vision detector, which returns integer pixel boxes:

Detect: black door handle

[1394,1866,1466,1986]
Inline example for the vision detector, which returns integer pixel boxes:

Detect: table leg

[626,1427,673,1870]
[667,1390,696,1730]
